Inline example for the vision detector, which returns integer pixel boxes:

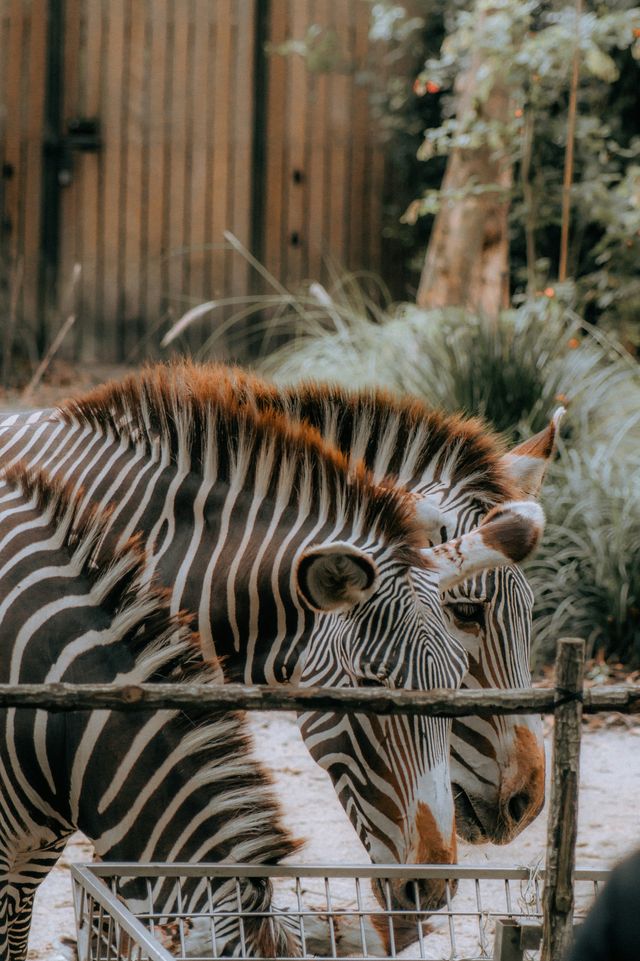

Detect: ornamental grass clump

[527,438,640,667]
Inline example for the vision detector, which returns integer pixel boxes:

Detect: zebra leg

[1,834,70,961]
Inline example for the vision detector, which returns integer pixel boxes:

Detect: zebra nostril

[507,791,531,824]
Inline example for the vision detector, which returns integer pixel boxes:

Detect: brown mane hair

[59,362,427,569]
[275,383,517,508]
[168,364,516,508]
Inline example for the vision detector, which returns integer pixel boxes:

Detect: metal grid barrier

[71,863,608,961]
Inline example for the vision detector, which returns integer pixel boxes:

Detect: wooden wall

[0,0,390,364]
[0,0,48,364]
[261,0,386,291]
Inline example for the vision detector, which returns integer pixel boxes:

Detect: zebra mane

[275,383,517,509]
[59,362,427,568]
[164,365,514,509]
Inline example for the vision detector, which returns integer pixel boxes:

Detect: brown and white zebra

[0,364,544,913]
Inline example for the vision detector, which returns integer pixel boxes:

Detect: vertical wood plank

[58,0,82,355]
[349,1,369,272]
[122,0,146,358]
[136,4,152,352]
[283,0,308,286]
[21,0,48,339]
[541,638,584,961]
[228,0,255,343]
[306,0,330,286]
[101,0,126,360]
[166,0,189,324]
[0,2,8,265]
[75,0,105,359]
[3,0,25,279]
[201,0,216,342]
[327,0,349,269]
[145,0,169,346]
[369,141,385,277]
[262,0,288,293]
[187,0,211,340]
[210,0,232,311]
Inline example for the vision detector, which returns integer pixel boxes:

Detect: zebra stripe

[0,468,298,960]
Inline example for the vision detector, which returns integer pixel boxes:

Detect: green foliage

[367,0,640,335]
[527,440,640,666]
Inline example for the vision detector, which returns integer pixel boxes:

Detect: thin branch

[559,0,583,282]
[21,263,81,400]
[521,109,537,294]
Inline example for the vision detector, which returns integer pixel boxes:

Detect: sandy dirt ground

[26,712,640,959]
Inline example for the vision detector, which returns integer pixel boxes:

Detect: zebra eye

[447,601,485,626]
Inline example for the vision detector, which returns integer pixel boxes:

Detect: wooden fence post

[541,637,585,961]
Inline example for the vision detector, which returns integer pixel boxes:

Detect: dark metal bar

[75,862,612,882]
[0,679,637,716]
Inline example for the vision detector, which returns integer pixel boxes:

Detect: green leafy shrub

[252,277,639,445]
[527,439,640,666]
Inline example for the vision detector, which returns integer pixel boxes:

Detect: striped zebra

[243,379,558,848]
[0,466,299,961]
[144,366,550,850]
[199,369,554,851]
[0,364,544,912]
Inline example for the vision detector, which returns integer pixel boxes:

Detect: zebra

[0,465,300,961]
[0,363,544,912]
[241,378,559,848]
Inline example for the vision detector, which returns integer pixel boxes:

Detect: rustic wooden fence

[0,0,392,364]
[3,638,637,959]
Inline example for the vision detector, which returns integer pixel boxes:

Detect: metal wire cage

[71,862,607,961]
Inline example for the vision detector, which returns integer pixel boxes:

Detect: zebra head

[444,564,544,844]
[299,499,544,912]
[415,414,562,843]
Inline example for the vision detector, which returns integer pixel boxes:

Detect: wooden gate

[0,0,389,365]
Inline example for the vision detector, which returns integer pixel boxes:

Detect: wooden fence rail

[0,679,638,716]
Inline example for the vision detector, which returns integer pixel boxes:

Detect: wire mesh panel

[71,863,608,961]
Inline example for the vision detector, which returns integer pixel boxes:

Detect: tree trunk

[417,8,512,318]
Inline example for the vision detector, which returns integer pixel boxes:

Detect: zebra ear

[296,543,379,613]
[501,407,565,498]
[414,498,450,546]
[423,501,545,591]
